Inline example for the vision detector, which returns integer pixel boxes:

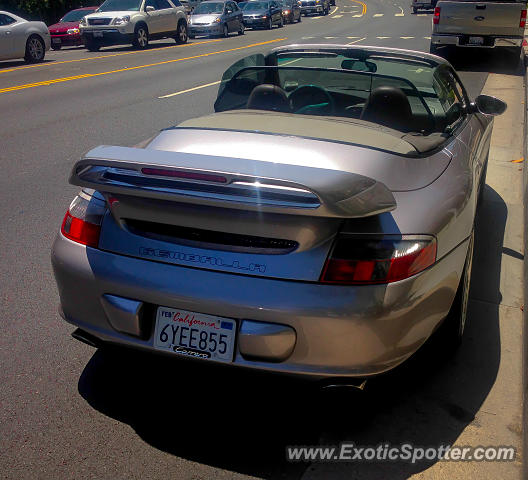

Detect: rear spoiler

[70,145,396,218]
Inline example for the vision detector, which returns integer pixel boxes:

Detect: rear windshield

[193,2,224,13]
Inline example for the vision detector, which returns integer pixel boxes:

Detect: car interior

[214,48,469,141]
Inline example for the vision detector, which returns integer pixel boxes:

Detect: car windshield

[214,50,459,134]
[193,2,224,13]
[97,0,142,12]
[61,9,96,22]
[243,2,269,10]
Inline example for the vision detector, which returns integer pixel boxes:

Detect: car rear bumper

[431,34,523,48]
[300,6,324,14]
[51,232,468,379]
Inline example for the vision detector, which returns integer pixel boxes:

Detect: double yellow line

[350,0,367,15]
[0,38,287,95]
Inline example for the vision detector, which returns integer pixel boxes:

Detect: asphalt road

[0,1,524,479]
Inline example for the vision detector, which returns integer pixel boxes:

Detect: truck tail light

[520,9,526,28]
[433,7,440,25]
[61,193,106,248]
[320,235,437,285]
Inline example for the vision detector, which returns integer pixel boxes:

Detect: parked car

[411,0,436,14]
[242,1,283,29]
[280,0,301,23]
[0,11,50,63]
[79,0,188,51]
[238,1,248,8]
[48,6,98,50]
[298,0,329,16]
[52,44,506,383]
[180,0,204,13]
[431,0,526,60]
[189,0,244,37]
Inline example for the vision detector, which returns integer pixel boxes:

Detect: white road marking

[347,36,361,39]
[395,6,404,16]
[417,14,427,16]
[159,81,220,98]
[373,13,384,17]
[324,36,338,39]
[346,36,366,45]
[352,14,362,17]
[424,36,431,39]
[302,36,315,39]
[330,6,339,14]
[332,14,343,18]
[400,36,414,39]
[376,36,391,39]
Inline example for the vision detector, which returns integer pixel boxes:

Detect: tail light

[320,235,437,285]
[61,192,106,248]
[433,7,440,25]
[520,9,526,28]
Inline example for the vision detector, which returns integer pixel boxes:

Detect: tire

[222,24,229,37]
[297,12,301,22]
[509,46,523,65]
[267,17,273,29]
[279,16,284,27]
[85,38,100,51]
[238,22,245,35]
[133,24,149,49]
[51,44,61,50]
[429,42,439,55]
[24,35,45,63]
[412,6,417,13]
[188,33,195,39]
[174,20,188,44]
[438,231,474,349]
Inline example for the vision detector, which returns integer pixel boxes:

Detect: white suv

[80,0,188,51]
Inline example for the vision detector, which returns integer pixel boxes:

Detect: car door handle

[475,4,486,9]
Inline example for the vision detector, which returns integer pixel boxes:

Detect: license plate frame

[93,31,104,38]
[52,38,61,44]
[468,36,484,46]
[153,306,236,363]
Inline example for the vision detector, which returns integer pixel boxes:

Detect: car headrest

[246,84,291,113]
[361,86,415,132]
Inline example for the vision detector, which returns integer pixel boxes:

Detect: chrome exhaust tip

[320,378,367,392]
[71,328,101,348]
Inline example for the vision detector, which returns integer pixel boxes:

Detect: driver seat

[246,84,291,113]
[361,86,416,132]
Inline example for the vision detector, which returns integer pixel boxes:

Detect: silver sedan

[52,45,506,382]
[0,11,50,63]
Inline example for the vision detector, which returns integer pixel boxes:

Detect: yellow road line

[350,0,367,15]
[159,80,221,98]
[0,39,222,75]
[0,38,287,95]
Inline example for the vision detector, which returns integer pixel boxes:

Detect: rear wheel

[174,20,188,44]
[51,44,62,50]
[297,12,301,21]
[85,38,100,51]
[24,35,45,63]
[279,16,284,27]
[238,22,245,35]
[412,6,417,13]
[267,17,273,29]
[133,24,149,49]
[222,24,229,37]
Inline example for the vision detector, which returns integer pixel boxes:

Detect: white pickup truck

[430,0,526,61]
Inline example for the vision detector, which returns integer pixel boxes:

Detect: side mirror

[473,94,507,116]
[145,5,155,12]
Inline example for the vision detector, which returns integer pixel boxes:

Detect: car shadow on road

[77,185,506,480]
[0,59,55,70]
[448,47,525,77]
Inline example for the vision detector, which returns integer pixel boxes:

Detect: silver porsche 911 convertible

[51,44,506,381]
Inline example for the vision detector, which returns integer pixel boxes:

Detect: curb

[522,45,527,480]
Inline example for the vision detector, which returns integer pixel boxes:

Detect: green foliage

[2,0,103,24]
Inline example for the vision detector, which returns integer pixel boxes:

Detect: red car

[48,6,98,50]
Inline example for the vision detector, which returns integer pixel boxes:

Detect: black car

[242,0,284,29]
[279,0,301,23]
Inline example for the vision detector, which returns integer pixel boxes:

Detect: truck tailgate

[437,1,524,37]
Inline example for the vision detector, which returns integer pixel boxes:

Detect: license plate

[153,306,236,362]
[52,38,61,44]
[93,31,103,38]
[468,36,483,46]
